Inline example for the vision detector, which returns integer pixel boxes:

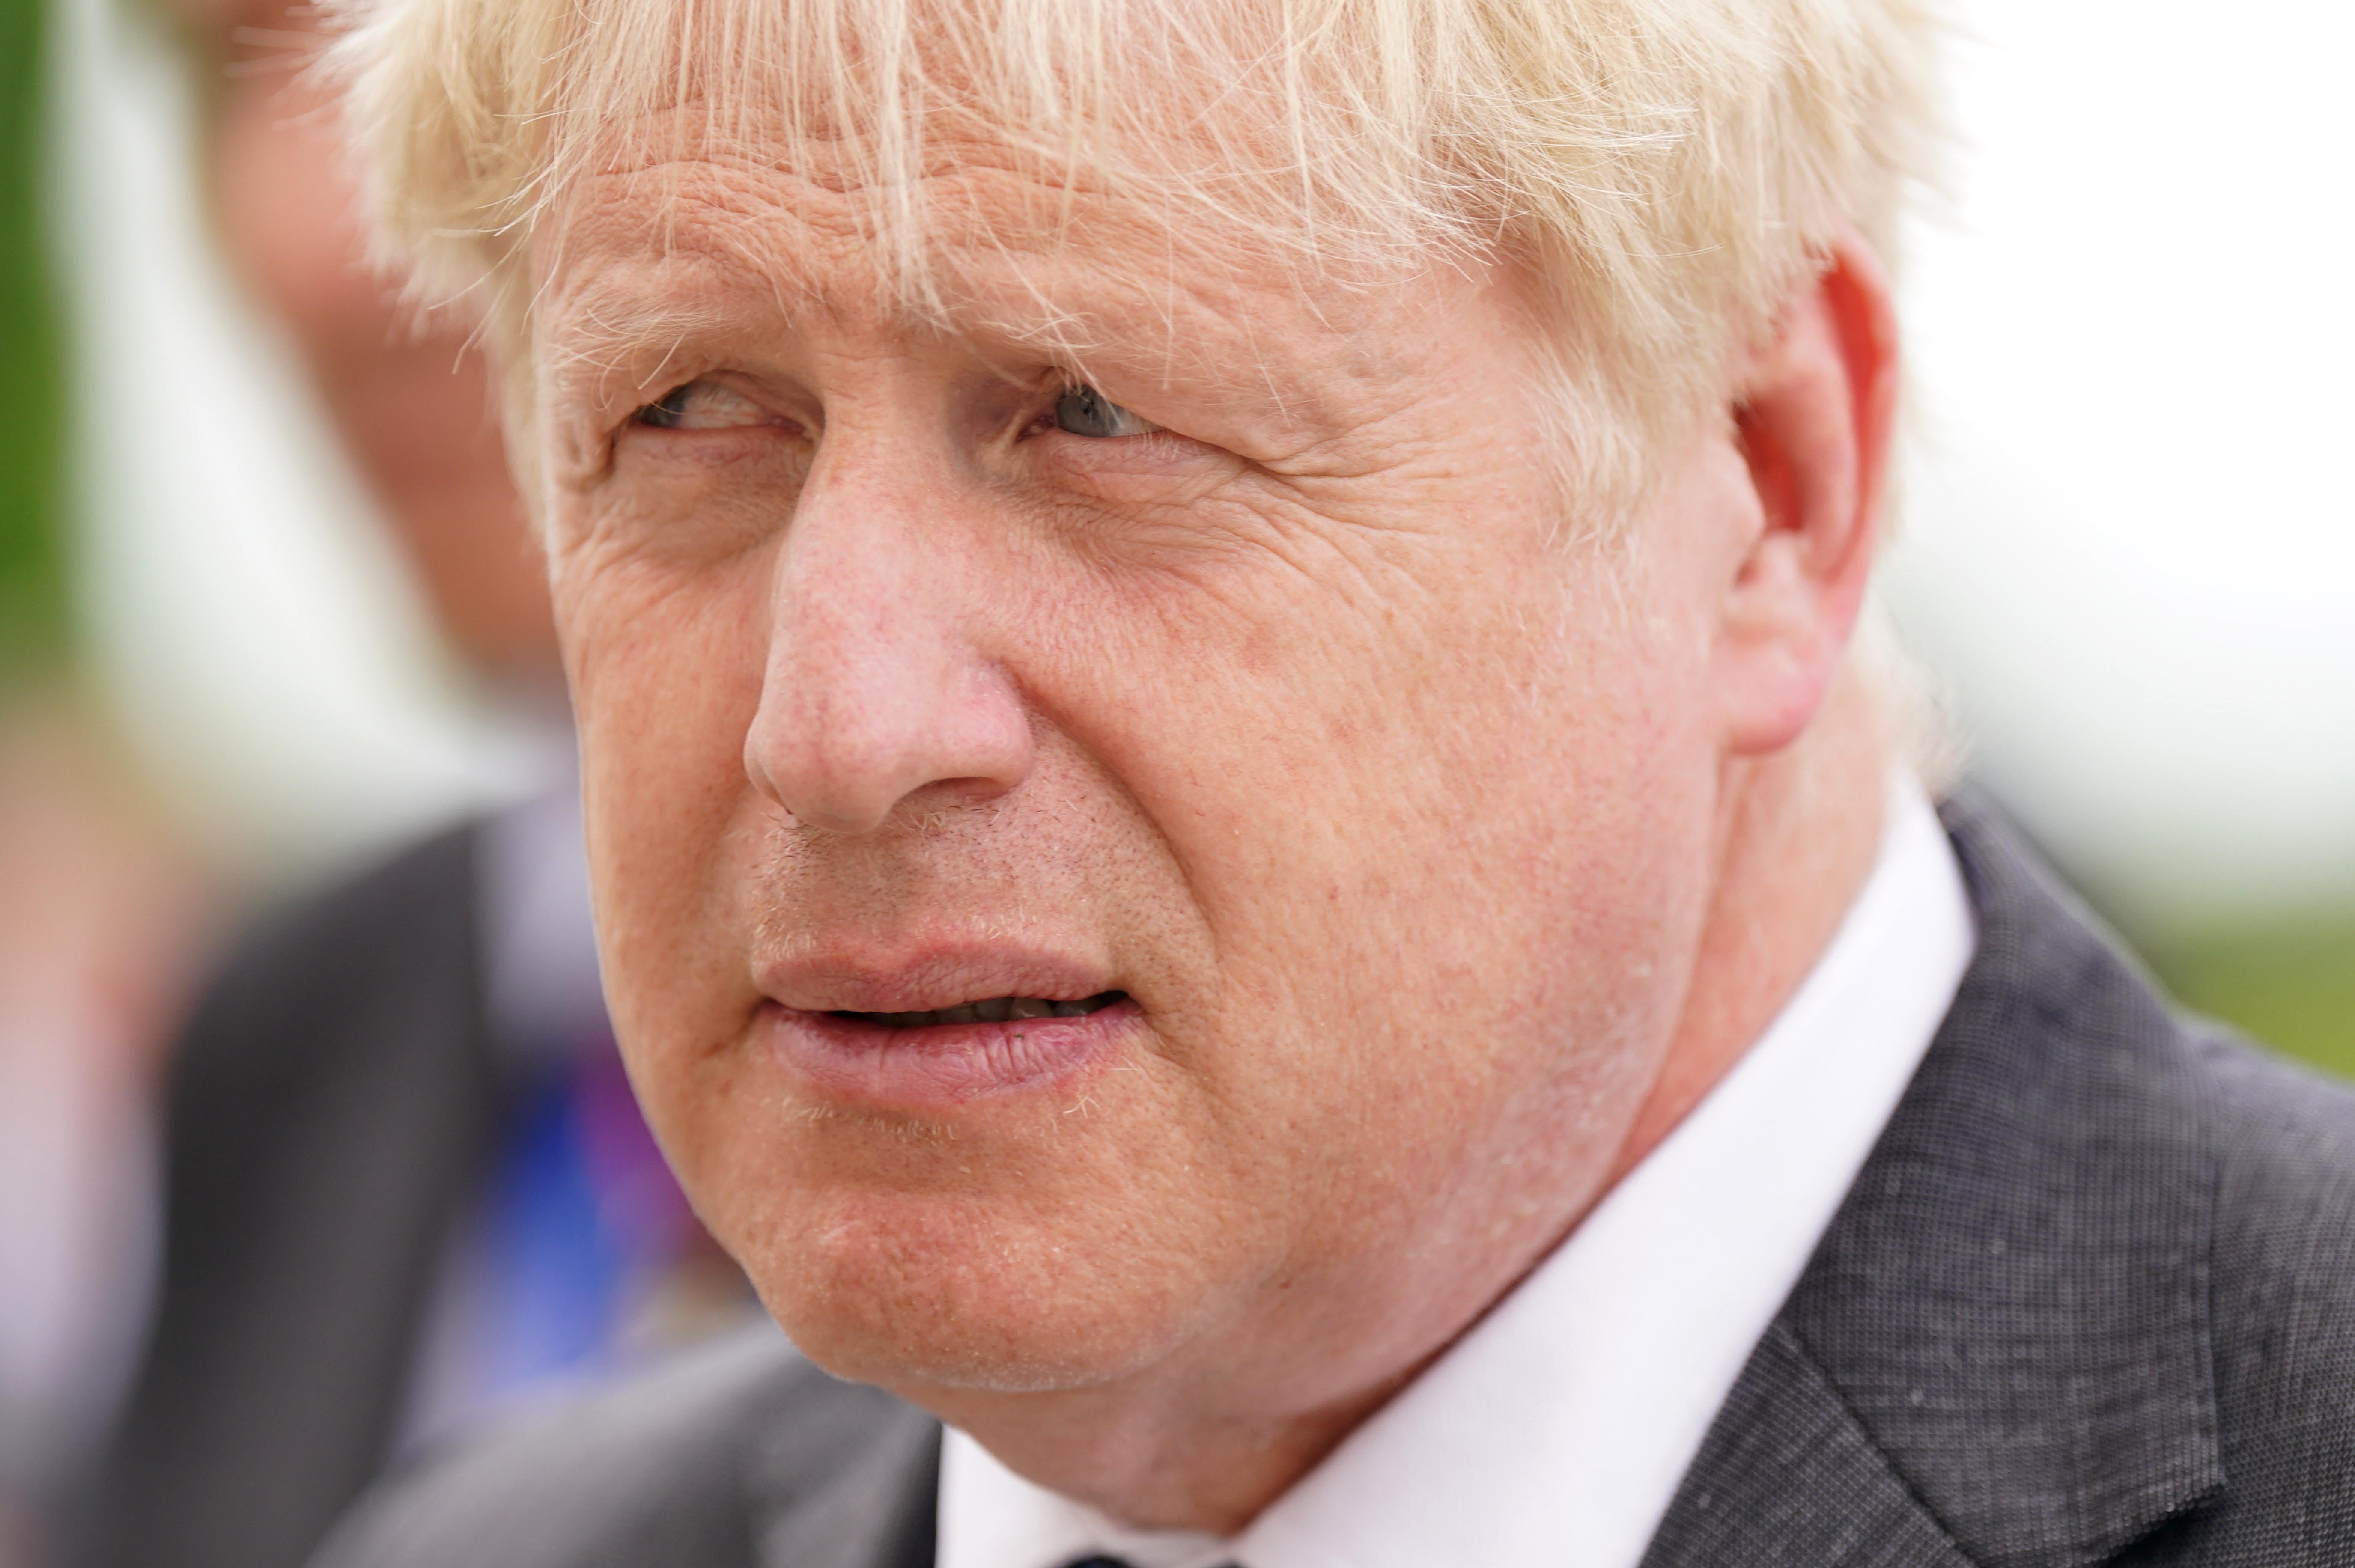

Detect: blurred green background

[2148,913,2355,1081]
[0,0,66,681]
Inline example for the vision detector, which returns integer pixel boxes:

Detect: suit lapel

[1640,1323,1971,1568]
[1646,797,2224,1568]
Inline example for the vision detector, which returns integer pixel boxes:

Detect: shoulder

[1938,795,2355,1547]
[309,1325,932,1568]
[2078,1021,2355,1557]
[1944,794,2355,1352]
[1789,797,2355,1559]
[2181,1024,2355,1420]
[2186,1019,2355,1221]
[161,818,489,1161]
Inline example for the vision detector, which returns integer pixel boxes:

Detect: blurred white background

[54,0,552,885]
[1884,0,2355,934]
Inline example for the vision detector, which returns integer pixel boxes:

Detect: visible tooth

[1050,999,1089,1018]
[1008,997,1053,1020]
[975,998,1012,1024]
[938,1003,976,1026]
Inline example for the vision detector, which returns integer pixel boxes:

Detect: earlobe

[1714,236,1899,756]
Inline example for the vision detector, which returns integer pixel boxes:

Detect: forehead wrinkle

[537,138,1454,464]
[554,113,1318,341]
[545,198,1163,393]
[540,178,872,403]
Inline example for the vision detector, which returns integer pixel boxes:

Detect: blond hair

[328,0,1940,515]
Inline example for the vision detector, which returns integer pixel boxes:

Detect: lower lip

[759,997,1140,1110]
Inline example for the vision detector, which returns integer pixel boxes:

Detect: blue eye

[1053,385,1159,438]
[639,387,692,428]
[636,381,772,430]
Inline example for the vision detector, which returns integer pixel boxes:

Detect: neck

[911,667,1895,1535]
[1606,662,1892,1187]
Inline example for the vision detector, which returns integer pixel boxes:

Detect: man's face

[534,132,1747,1411]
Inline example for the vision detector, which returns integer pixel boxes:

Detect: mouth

[762,970,1137,1108]
[837,991,1127,1029]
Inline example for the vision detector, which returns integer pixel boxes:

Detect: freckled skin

[528,125,1899,1531]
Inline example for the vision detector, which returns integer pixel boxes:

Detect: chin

[730,1183,1219,1396]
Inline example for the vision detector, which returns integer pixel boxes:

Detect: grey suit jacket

[82,824,504,1568]
[310,801,2355,1568]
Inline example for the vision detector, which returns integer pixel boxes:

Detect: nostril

[746,697,1037,837]
[743,560,1037,834]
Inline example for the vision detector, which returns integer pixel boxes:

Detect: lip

[760,995,1139,1110]
[753,943,1134,1110]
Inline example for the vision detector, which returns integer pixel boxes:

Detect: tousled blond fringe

[325,0,1941,522]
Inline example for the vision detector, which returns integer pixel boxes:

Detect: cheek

[1063,531,1705,1248]
[554,535,776,1059]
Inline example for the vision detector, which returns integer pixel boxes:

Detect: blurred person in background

[0,0,206,1561]
[0,705,199,1568]
[71,6,751,1568]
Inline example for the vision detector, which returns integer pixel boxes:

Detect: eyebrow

[537,278,763,398]
[535,259,1147,418]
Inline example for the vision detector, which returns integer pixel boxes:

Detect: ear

[1713,235,1899,756]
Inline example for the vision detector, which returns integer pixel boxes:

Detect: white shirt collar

[939,770,1976,1568]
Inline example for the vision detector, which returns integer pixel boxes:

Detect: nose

[743,453,1034,836]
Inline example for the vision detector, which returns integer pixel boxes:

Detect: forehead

[531,114,1484,398]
